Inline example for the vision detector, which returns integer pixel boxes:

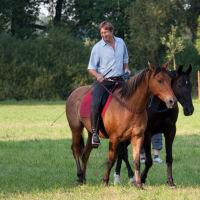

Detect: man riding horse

[88,21,131,147]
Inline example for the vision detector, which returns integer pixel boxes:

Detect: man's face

[100,27,113,42]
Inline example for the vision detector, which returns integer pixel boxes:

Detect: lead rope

[148,94,169,112]
[99,81,146,114]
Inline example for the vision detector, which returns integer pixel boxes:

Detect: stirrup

[92,135,101,147]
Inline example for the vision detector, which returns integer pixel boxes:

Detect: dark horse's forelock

[118,67,167,99]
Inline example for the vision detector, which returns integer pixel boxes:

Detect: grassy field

[0,98,200,199]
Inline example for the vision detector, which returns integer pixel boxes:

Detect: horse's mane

[118,67,167,99]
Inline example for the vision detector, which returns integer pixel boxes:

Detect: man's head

[98,21,114,43]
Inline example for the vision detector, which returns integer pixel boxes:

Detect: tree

[0,0,41,38]
[161,26,185,70]
[62,0,132,40]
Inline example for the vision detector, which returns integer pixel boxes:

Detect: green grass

[0,99,200,199]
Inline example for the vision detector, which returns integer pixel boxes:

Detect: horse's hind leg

[81,131,93,183]
[115,141,134,184]
[71,126,85,185]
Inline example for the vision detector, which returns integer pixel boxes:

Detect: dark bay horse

[114,65,194,188]
[66,61,177,188]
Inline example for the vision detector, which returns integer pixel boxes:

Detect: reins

[51,69,112,126]
[99,81,146,114]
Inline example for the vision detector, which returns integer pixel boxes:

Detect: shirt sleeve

[88,46,100,70]
[123,43,129,64]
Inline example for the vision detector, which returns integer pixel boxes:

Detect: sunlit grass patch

[0,99,200,199]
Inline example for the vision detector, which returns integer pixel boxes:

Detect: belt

[109,76,122,80]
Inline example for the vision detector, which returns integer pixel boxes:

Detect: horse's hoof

[76,180,83,186]
[103,182,109,187]
[169,184,177,189]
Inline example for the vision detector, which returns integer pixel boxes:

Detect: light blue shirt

[88,36,129,78]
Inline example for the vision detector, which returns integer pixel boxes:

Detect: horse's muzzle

[183,106,194,116]
[165,97,177,109]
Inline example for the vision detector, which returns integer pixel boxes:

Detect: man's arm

[123,63,131,75]
[88,69,104,82]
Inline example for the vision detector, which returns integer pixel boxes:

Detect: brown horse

[66,61,177,188]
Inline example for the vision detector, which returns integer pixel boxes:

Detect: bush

[0,28,93,100]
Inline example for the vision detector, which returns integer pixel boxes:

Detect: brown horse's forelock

[118,67,167,99]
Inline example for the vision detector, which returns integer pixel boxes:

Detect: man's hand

[97,74,104,82]
[123,63,131,75]
[125,69,131,76]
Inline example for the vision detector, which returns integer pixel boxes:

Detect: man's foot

[114,172,120,184]
[92,134,101,146]
[141,158,146,163]
[153,157,163,163]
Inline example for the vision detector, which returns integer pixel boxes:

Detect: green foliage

[63,0,132,40]
[0,28,93,100]
[127,0,174,70]
[161,26,185,70]
[0,0,40,38]
[195,16,200,54]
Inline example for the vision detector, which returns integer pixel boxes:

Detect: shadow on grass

[0,134,200,195]
[0,99,67,106]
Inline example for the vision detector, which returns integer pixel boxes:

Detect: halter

[148,94,169,112]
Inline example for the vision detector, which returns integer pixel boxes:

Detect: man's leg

[152,133,163,163]
[91,80,115,147]
[140,145,146,163]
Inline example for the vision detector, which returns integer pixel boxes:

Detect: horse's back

[66,85,93,108]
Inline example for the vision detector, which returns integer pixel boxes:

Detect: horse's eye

[157,79,162,83]
[178,84,181,88]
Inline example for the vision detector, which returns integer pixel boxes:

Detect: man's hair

[98,21,114,32]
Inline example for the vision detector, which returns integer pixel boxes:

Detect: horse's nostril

[169,100,173,105]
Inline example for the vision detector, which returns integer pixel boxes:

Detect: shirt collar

[101,35,117,47]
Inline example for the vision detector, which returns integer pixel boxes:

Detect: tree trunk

[11,17,15,36]
[173,54,176,70]
[55,0,63,23]
[50,0,54,27]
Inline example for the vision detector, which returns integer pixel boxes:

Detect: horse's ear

[186,64,192,75]
[148,61,156,71]
[162,61,169,69]
[177,65,183,75]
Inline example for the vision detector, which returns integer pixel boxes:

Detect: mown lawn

[0,98,200,199]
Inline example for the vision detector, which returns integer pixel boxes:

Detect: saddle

[80,85,115,118]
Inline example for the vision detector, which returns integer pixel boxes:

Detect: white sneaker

[114,172,120,184]
[130,176,136,185]
[141,158,146,163]
[153,157,163,163]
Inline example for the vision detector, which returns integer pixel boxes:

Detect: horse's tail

[71,130,85,158]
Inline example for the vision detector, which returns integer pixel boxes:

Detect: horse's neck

[126,77,152,111]
[151,95,167,110]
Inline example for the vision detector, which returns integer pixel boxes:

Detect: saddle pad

[80,91,112,118]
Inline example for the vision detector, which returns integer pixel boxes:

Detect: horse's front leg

[131,134,144,189]
[164,126,177,188]
[141,131,153,184]
[103,137,118,186]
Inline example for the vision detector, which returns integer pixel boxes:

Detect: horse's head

[148,61,177,109]
[170,64,194,116]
